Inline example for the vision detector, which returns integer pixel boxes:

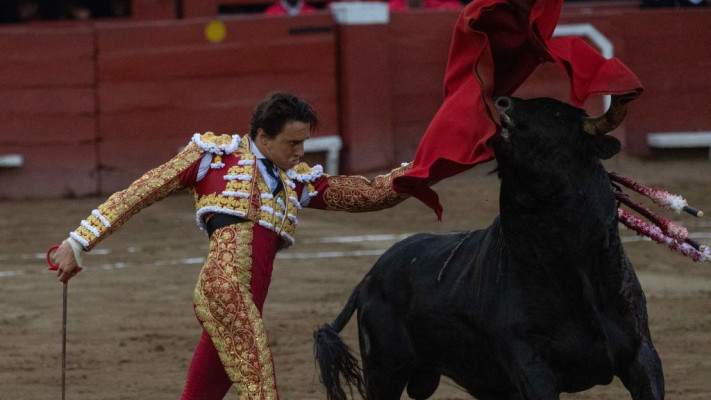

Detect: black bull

[314,97,664,400]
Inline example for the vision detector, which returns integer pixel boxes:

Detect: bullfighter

[51,91,413,400]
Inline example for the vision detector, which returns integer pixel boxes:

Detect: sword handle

[46,245,83,283]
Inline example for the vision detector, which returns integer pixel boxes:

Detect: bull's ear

[588,135,621,159]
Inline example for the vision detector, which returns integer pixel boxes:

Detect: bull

[314,96,664,400]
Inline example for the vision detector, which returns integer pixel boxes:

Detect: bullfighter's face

[257,120,310,171]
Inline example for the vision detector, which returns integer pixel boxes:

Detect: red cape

[392,0,643,219]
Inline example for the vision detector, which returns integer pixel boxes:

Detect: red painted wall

[386,4,711,162]
[388,11,458,164]
[557,3,711,156]
[0,24,98,198]
[94,14,338,192]
[1,4,709,199]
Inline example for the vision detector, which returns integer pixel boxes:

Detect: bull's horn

[582,95,629,136]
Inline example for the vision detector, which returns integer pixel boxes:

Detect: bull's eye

[554,111,562,117]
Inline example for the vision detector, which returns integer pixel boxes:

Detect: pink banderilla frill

[609,171,703,217]
[609,171,710,263]
[614,192,689,243]
[617,208,710,263]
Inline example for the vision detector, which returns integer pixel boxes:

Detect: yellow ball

[205,20,227,43]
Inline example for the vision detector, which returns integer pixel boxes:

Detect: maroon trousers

[181,223,279,400]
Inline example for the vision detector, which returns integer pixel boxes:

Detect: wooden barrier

[95,13,338,192]
[388,10,458,164]
[556,3,711,156]
[0,24,97,199]
[0,4,710,199]
[333,3,395,172]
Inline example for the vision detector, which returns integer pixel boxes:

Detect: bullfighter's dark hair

[249,91,319,139]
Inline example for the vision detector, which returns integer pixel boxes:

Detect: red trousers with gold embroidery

[181,222,280,400]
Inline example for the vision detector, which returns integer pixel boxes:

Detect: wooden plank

[392,124,423,163]
[0,24,94,55]
[98,117,339,194]
[0,25,94,88]
[99,99,338,143]
[97,40,335,81]
[95,15,339,150]
[183,0,218,18]
[389,9,458,35]
[98,73,335,113]
[131,0,176,20]
[392,94,440,126]
[99,108,252,142]
[388,11,455,167]
[338,21,394,173]
[98,136,195,193]
[0,143,97,199]
[0,87,95,114]
[0,114,95,143]
[96,14,335,51]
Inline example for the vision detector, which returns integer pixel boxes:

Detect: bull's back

[366,232,481,292]
[360,217,503,306]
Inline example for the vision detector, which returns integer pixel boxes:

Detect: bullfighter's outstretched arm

[69,143,204,251]
[306,163,413,212]
[51,143,205,282]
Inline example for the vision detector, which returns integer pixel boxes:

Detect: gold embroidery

[193,224,278,400]
[195,193,252,212]
[254,169,296,237]
[193,136,299,244]
[73,143,205,250]
[322,163,413,212]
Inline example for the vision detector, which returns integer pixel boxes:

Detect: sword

[46,245,83,400]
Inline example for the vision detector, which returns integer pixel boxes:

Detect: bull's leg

[498,338,559,400]
[358,306,415,400]
[617,262,664,400]
[618,338,664,400]
[405,367,440,400]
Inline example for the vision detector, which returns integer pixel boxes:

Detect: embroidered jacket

[71,132,412,251]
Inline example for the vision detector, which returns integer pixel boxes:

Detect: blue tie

[261,159,283,195]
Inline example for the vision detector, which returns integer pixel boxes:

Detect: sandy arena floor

[1,152,710,399]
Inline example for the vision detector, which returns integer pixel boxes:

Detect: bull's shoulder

[379,230,483,263]
[396,231,471,247]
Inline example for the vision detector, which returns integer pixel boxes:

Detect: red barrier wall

[386,4,711,161]
[1,4,710,199]
[0,24,98,199]
[95,14,338,192]
[337,22,395,172]
[557,3,711,156]
[388,11,458,164]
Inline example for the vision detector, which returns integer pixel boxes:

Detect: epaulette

[191,132,240,155]
[286,162,323,183]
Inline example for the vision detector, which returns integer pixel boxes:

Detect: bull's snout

[494,96,514,131]
[494,96,512,113]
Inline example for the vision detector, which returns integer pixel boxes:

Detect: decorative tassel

[210,155,225,169]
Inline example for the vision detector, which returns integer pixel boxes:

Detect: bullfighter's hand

[52,240,81,283]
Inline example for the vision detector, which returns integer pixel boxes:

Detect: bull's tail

[314,282,367,400]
